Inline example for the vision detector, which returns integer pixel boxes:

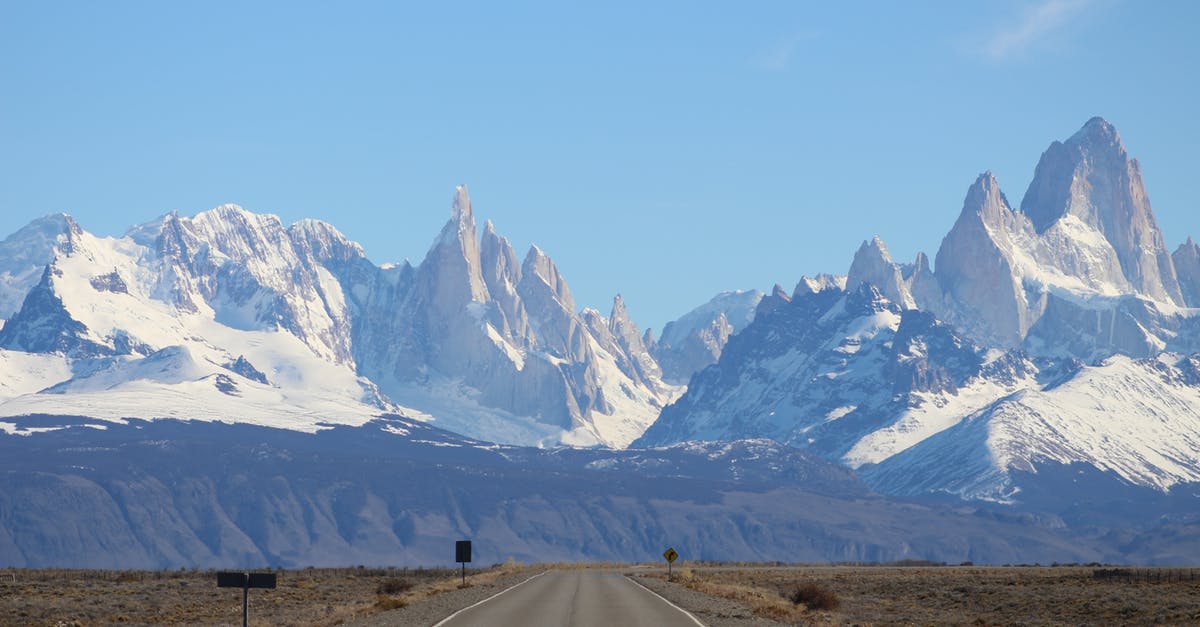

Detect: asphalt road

[434,570,705,627]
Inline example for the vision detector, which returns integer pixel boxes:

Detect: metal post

[242,575,249,627]
[461,562,466,585]
[668,560,672,580]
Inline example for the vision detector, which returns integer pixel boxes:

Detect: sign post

[217,571,277,627]
[456,540,472,585]
[663,547,679,580]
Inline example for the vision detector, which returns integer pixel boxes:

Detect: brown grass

[650,566,808,623]
[643,564,1200,625]
[372,594,408,611]
[0,564,526,626]
[375,577,414,595]
[788,582,839,611]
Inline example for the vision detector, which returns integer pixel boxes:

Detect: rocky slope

[0,416,1131,568]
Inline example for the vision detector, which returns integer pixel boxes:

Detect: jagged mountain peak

[1019,117,1182,305]
[480,219,512,251]
[452,184,473,223]
[1174,236,1200,308]
[0,213,88,319]
[1070,116,1122,149]
[520,244,574,311]
[21,212,79,233]
[479,220,522,286]
[288,218,366,264]
[755,284,792,319]
[963,171,1015,223]
[793,274,847,298]
[418,188,489,309]
[847,235,920,310]
[1019,117,1129,233]
[3,212,81,253]
[610,293,628,317]
[525,243,547,262]
[651,289,764,384]
[911,251,931,276]
[605,292,662,388]
[850,236,894,271]
[425,186,482,265]
[289,217,354,242]
[1020,117,1127,233]
[124,212,177,248]
[193,203,270,225]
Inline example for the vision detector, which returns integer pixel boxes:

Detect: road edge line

[624,575,707,627]
[431,570,549,627]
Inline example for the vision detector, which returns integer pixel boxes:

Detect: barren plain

[3,564,1199,626]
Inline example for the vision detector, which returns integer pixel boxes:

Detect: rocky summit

[641,118,1200,515]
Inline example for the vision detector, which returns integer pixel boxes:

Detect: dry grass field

[647,564,1200,625]
[0,564,520,626]
[5,562,1199,625]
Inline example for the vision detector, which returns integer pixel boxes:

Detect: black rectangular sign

[248,573,277,589]
[217,572,277,589]
[456,540,472,563]
[217,572,246,588]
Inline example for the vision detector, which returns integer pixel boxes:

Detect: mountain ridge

[640,118,1200,510]
[1,117,1199,567]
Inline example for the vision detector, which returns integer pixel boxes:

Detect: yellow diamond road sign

[663,547,678,563]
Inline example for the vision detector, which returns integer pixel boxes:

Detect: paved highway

[434,570,704,627]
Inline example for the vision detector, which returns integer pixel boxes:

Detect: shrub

[374,595,408,611]
[376,578,414,595]
[789,583,840,611]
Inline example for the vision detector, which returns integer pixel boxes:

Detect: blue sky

[2,1,1197,331]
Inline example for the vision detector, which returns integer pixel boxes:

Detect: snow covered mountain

[0,213,80,322]
[319,186,679,446]
[648,289,764,384]
[3,117,1200,568]
[931,118,1196,358]
[641,118,1200,509]
[0,206,391,431]
[0,187,678,447]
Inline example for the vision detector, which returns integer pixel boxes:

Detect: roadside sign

[217,572,246,588]
[663,547,679,579]
[456,540,473,563]
[217,571,277,627]
[217,572,276,589]
[248,573,277,589]
[456,540,472,584]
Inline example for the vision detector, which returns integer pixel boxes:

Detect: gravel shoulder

[346,569,545,627]
[631,575,789,627]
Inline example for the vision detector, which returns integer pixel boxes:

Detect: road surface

[434,570,704,627]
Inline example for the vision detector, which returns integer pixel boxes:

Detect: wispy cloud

[756,31,814,72]
[985,0,1094,60]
